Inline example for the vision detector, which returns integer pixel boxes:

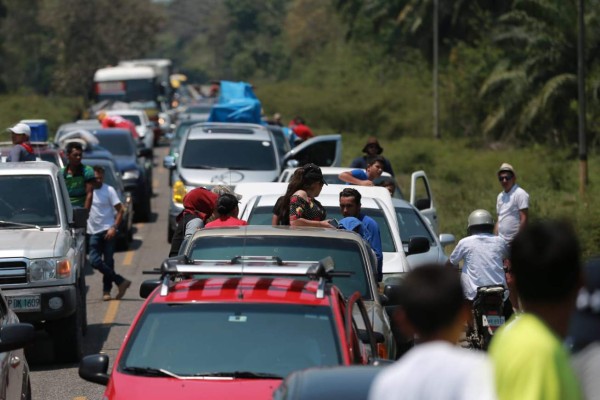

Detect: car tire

[167,223,174,243]
[116,235,129,251]
[137,196,152,222]
[79,275,88,336]
[49,293,84,363]
[22,376,31,400]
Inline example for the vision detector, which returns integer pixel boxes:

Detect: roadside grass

[0,94,82,142]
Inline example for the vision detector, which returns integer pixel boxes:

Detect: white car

[105,109,155,150]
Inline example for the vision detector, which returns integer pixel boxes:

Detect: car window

[39,152,60,166]
[289,141,337,166]
[0,175,59,226]
[181,139,276,171]
[119,303,341,378]
[118,115,142,125]
[95,134,135,156]
[396,207,435,245]
[189,236,372,299]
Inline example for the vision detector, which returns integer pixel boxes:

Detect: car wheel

[21,367,31,400]
[167,223,174,243]
[79,275,88,336]
[48,292,84,363]
[116,235,129,251]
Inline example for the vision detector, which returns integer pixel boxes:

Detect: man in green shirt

[61,142,95,209]
[489,220,583,400]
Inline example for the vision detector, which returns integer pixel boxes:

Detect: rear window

[189,236,372,299]
[95,134,135,156]
[181,139,276,171]
[0,175,59,227]
[117,115,142,125]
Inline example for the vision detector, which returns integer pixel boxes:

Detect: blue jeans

[88,231,124,293]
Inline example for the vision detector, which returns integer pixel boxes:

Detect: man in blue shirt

[339,188,383,281]
[339,156,385,186]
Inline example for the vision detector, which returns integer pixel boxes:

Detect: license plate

[482,315,505,327]
[6,295,41,312]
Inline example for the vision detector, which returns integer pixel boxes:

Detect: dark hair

[339,187,361,206]
[366,155,385,166]
[216,193,239,216]
[510,219,581,303]
[277,164,323,224]
[92,165,105,174]
[399,264,465,337]
[66,142,83,154]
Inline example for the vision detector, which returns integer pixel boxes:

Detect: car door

[345,292,377,364]
[282,134,342,168]
[409,170,438,234]
[0,295,24,400]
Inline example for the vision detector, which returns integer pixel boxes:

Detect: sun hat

[497,163,515,175]
[212,184,242,200]
[362,137,383,154]
[7,123,31,137]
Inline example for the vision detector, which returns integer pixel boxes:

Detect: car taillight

[376,343,388,359]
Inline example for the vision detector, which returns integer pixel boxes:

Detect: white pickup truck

[0,162,88,362]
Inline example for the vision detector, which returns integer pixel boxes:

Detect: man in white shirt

[87,166,130,301]
[495,163,529,243]
[368,265,497,400]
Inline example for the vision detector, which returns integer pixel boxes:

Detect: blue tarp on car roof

[208,81,262,124]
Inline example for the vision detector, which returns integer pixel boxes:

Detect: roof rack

[152,255,348,299]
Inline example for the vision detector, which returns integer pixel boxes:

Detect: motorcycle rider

[446,209,509,312]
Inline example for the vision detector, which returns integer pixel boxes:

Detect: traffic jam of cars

[0,61,459,400]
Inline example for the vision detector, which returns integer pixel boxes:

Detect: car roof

[0,160,58,175]
[149,277,333,306]
[187,122,271,141]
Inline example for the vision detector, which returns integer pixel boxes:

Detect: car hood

[179,167,279,187]
[112,155,138,172]
[382,251,410,274]
[109,374,281,400]
[0,229,65,258]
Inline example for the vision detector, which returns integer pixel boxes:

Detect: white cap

[8,123,31,137]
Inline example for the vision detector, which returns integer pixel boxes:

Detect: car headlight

[30,258,71,281]
[172,180,187,204]
[122,169,140,180]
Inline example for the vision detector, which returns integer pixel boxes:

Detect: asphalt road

[29,145,171,400]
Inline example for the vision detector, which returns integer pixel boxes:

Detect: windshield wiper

[192,371,282,379]
[122,366,176,377]
[187,164,218,170]
[0,220,43,231]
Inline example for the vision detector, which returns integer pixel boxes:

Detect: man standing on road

[495,163,529,243]
[339,188,383,281]
[62,142,95,209]
[87,166,131,301]
[338,156,385,187]
[489,220,583,400]
[5,123,35,162]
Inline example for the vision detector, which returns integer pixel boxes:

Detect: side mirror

[0,323,34,352]
[439,233,456,247]
[140,279,161,299]
[163,155,176,170]
[79,354,110,386]
[415,198,430,211]
[383,284,402,306]
[406,236,430,256]
[72,207,89,229]
[285,159,299,169]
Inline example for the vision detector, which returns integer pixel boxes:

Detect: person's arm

[271,214,279,225]
[185,218,204,237]
[290,218,332,228]
[105,203,124,240]
[288,192,332,228]
[8,146,21,162]
[519,209,528,230]
[338,171,374,186]
[84,181,94,210]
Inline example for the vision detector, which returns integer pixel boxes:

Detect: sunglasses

[498,175,513,182]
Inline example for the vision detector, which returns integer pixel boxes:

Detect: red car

[79,257,381,400]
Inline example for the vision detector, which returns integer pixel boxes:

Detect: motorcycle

[467,285,507,350]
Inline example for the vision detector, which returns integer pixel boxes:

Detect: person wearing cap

[350,137,395,176]
[570,257,600,400]
[205,193,248,227]
[5,123,35,162]
[339,188,383,281]
[489,220,583,400]
[495,162,529,243]
[338,155,385,187]
[275,163,332,227]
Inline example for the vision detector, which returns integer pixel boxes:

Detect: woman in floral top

[274,163,333,228]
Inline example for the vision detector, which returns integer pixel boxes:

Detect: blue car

[90,129,153,222]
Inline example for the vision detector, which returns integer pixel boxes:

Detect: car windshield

[189,236,372,299]
[119,303,341,378]
[185,105,212,114]
[118,115,142,125]
[181,139,276,170]
[95,134,135,156]
[396,207,435,245]
[0,175,59,226]
[247,206,396,253]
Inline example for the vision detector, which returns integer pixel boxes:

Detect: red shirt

[101,116,139,139]
[291,123,314,141]
[205,216,248,228]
